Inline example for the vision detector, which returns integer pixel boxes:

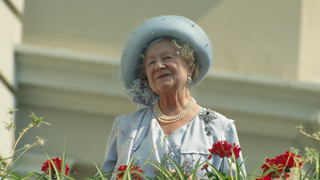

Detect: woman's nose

[155,58,165,70]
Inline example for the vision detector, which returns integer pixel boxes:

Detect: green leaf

[61,173,77,180]
[295,125,303,130]
[309,165,317,180]
[192,157,203,180]
[34,171,48,180]
[206,161,226,180]
[29,111,52,127]
[20,172,36,180]
[1,164,24,179]
[61,139,67,176]
[239,156,249,180]
[231,151,240,180]
[0,155,17,163]
[168,157,185,180]
[294,155,302,180]
[1,171,23,180]
[48,163,52,180]
[317,153,320,179]
[250,157,267,180]
[302,164,315,180]
[262,164,285,180]
[91,158,107,180]
[5,108,19,115]
[125,156,135,180]
[148,161,173,180]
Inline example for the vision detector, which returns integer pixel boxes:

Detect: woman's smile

[156,73,170,79]
[145,39,191,95]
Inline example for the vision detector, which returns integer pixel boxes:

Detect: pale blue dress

[100,106,246,179]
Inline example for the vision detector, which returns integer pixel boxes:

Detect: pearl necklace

[153,98,196,124]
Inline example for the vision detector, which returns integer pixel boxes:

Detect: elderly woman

[100,15,245,179]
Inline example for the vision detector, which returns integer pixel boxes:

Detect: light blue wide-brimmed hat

[120,15,213,105]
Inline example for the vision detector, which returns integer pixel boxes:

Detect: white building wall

[0,0,23,162]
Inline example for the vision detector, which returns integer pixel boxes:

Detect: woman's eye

[163,56,172,60]
[148,61,155,65]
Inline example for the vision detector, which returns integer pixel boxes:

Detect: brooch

[199,108,217,136]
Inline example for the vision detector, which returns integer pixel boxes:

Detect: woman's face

[144,39,192,95]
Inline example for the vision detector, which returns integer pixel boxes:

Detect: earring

[187,75,192,84]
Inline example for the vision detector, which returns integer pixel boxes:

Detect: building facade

[1,0,320,178]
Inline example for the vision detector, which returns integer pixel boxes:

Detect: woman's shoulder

[114,106,153,138]
[116,106,151,122]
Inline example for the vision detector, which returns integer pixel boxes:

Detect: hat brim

[121,15,212,104]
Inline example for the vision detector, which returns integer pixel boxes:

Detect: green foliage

[2,110,320,180]
[0,109,51,179]
[29,111,52,128]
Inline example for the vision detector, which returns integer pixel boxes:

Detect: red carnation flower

[232,143,241,159]
[208,141,241,160]
[255,175,272,180]
[208,141,232,159]
[116,165,143,180]
[41,157,70,175]
[261,158,284,179]
[276,151,302,168]
[201,163,209,171]
[261,151,302,179]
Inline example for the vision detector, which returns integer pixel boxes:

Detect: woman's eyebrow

[145,54,155,60]
[160,51,175,56]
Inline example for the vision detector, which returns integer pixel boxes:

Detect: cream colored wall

[21,0,305,81]
[20,0,221,57]
[0,0,23,160]
[298,0,320,83]
[199,0,301,79]
[8,0,320,179]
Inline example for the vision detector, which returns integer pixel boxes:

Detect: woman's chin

[155,84,175,94]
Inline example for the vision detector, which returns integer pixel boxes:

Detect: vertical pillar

[298,0,320,83]
[0,0,24,162]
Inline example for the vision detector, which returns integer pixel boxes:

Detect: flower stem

[3,126,32,173]
[10,142,38,167]
[299,129,320,141]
